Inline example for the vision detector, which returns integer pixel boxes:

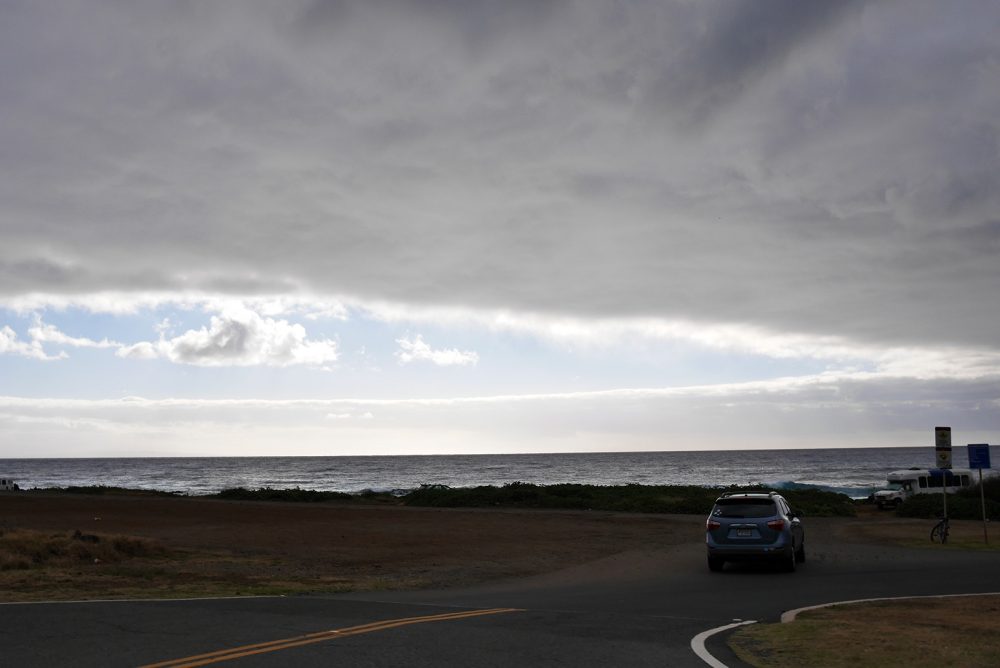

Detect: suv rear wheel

[783,548,797,573]
[707,556,724,572]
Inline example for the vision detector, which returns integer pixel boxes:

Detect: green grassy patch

[730,596,1000,667]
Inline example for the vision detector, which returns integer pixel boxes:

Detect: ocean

[2,446,991,499]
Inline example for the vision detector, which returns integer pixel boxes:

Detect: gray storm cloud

[1,0,998,350]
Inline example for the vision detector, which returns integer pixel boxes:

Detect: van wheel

[708,556,724,572]
[893,498,903,507]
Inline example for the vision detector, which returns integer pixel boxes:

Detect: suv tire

[783,549,797,573]
[707,556,724,572]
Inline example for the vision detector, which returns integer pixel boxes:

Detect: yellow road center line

[142,609,505,667]
[140,607,522,668]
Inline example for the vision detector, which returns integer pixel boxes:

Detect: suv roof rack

[719,490,779,498]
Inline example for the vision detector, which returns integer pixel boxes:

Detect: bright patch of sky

[0,301,837,400]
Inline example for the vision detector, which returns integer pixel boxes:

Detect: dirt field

[0,492,701,601]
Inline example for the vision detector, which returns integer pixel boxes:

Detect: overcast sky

[1,0,998,458]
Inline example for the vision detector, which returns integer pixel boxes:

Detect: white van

[0,477,18,491]
[873,468,996,508]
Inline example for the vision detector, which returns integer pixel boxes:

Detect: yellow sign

[936,448,953,468]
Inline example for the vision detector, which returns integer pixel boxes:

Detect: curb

[781,590,1000,623]
[0,594,285,606]
[691,619,756,668]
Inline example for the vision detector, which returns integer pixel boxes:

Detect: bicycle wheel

[930,521,945,543]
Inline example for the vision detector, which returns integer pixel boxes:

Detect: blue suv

[705,491,805,572]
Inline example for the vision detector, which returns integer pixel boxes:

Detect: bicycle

[930,516,950,544]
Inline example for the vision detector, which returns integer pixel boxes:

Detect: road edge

[691,620,756,668]
[0,594,286,606]
[781,590,1000,622]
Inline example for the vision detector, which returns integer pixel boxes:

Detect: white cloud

[0,292,185,316]
[325,411,375,420]
[116,341,159,360]
[0,326,66,361]
[395,334,478,367]
[370,303,1000,380]
[1,318,118,360]
[8,293,1000,380]
[28,318,118,349]
[124,306,339,367]
[1,311,341,368]
[0,292,351,322]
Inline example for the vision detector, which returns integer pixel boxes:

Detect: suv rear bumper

[706,537,794,561]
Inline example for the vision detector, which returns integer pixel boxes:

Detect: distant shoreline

[2,447,927,498]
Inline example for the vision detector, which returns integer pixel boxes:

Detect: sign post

[968,443,991,544]
[935,427,951,531]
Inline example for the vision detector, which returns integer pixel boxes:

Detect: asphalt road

[3,518,999,667]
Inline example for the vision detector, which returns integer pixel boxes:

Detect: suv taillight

[706,519,721,531]
[767,519,785,531]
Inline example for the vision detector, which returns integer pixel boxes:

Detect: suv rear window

[713,498,777,518]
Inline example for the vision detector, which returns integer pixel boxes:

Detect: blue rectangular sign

[968,443,991,469]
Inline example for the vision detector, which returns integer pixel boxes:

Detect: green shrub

[896,479,1000,519]
[213,487,354,503]
[401,482,855,517]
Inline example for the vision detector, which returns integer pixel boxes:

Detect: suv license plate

[736,528,752,537]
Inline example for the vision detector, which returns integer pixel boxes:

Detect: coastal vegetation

[30,482,858,516]
[215,486,355,502]
[893,477,1000,520]
[41,479,1000,521]
[400,482,857,517]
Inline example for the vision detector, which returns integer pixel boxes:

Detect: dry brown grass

[0,492,696,602]
[0,526,422,601]
[835,506,998,551]
[730,595,1000,668]
[0,528,167,568]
